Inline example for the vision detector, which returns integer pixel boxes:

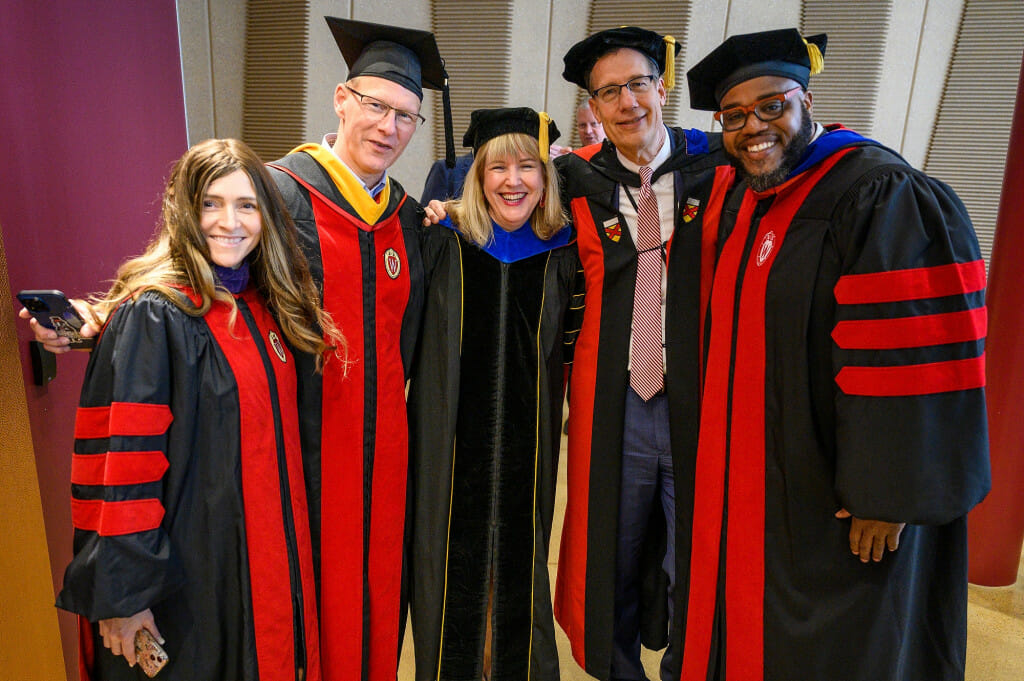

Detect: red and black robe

[268,151,424,681]
[552,128,732,680]
[57,288,320,681]
[680,129,990,681]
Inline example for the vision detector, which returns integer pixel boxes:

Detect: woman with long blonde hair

[56,138,338,681]
[409,108,583,681]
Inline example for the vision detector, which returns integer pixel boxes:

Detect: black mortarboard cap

[325,17,457,166]
[562,26,681,92]
[687,28,827,111]
[462,108,561,163]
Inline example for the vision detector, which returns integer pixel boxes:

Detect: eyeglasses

[345,85,425,129]
[591,75,657,104]
[714,86,803,132]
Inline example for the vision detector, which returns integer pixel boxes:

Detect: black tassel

[442,72,456,168]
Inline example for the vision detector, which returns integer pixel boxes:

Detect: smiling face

[200,169,262,269]
[333,75,421,186]
[481,149,545,232]
[720,75,815,191]
[587,48,667,165]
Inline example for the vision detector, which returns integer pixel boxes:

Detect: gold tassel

[663,35,677,90]
[804,38,824,75]
[538,111,551,162]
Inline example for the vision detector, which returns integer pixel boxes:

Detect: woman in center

[409,108,583,681]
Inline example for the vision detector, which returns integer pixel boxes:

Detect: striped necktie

[630,165,664,400]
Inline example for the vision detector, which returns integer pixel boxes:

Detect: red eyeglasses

[714,86,803,131]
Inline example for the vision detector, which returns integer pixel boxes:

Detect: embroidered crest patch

[682,197,700,223]
[268,331,287,363]
[757,230,776,266]
[603,217,622,242]
[383,247,401,279]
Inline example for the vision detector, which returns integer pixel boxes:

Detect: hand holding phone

[134,628,169,677]
[17,289,95,350]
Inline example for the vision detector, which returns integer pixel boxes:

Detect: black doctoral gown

[679,129,990,681]
[408,220,583,681]
[57,289,320,681]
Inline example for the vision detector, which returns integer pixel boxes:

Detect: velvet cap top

[687,28,827,111]
[463,108,560,150]
[562,26,681,92]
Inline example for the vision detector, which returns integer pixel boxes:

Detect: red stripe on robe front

[554,195,604,667]
[682,149,852,681]
[205,291,320,681]
[310,193,410,681]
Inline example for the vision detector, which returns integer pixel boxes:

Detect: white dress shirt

[616,129,674,373]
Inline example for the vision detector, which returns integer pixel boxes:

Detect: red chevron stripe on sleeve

[832,307,987,350]
[835,355,985,396]
[71,451,170,486]
[74,402,173,439]
[834,260,986,305]
[70,498,165,535]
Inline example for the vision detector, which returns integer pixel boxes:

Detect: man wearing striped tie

[676,28,990,681]
[552,26,732,681]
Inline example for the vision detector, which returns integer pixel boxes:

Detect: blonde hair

[448,133,567,246]
[90,138,344,368]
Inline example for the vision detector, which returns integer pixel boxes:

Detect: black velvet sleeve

[562,240,585,367]
[56,294,190,621]
[830,165,991,525]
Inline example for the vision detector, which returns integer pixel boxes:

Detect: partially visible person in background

[549,103,609,158]
[411,108,582,681]
[421,151,474,203]
[576,102,606,146]
[55,138,339,681]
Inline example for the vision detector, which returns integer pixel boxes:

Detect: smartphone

[134,628,169,677]
[17,289,95,350]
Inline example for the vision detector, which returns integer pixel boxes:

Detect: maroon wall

[967,57,1024,586]
[0,2,188,678]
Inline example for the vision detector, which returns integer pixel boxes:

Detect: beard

[731,106,815,192]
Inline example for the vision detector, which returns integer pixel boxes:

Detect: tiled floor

[399,425,1024,680]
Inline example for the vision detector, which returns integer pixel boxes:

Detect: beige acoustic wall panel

[430,0,514,162]
[801,1,892,139]
[242,0,310,161]
[924,0,1024,263]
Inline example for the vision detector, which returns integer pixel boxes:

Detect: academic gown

[408,219,582,681]
[267,149,425,681]
[679,128,991,681]
[57,288,320,681]
[552,130,732,680]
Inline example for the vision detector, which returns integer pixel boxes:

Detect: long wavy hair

[91,138,344,367]
[448,133,568,246]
